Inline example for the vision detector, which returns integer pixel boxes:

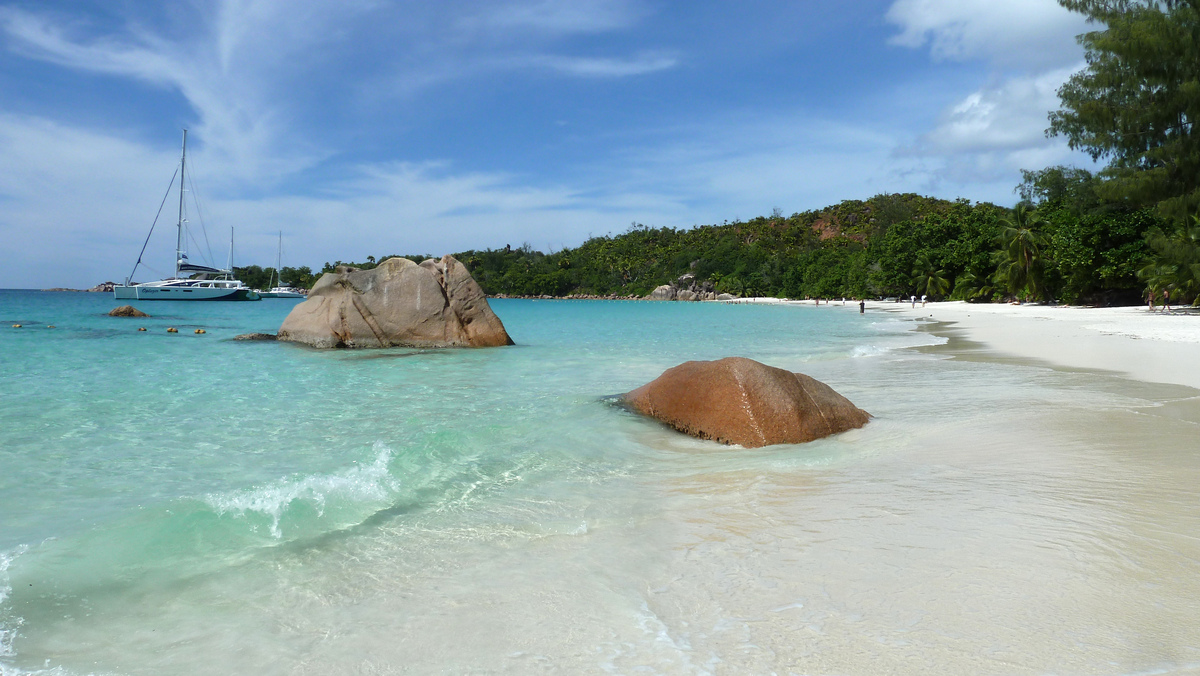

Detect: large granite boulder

[109,305,149,317]
[648,285,677,301]
[622,357,869,447]
[277,256,513,349]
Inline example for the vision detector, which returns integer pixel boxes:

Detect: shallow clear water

[1,291,1198,675]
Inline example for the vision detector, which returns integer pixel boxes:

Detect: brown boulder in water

[277,256,513,349]
[109,305,149,317]
[623,357,869,447]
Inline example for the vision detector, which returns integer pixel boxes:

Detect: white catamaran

[258,231,305,298]
[114,130,261,301]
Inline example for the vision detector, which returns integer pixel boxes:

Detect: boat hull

[113,286,261,301]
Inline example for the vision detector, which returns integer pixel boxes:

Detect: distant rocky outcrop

[648,285,677,301]
[109,305,149,317]
[277,255,514,349]
[644,274,722,302]
[89,282,116,293]
[234,333,277,341]
[622,357,869,448]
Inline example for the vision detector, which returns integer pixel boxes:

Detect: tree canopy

[1048,0,1200,217]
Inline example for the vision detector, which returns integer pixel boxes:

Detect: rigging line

[186,227,213,269]
[186,153,218,266]
[128,166,179,283]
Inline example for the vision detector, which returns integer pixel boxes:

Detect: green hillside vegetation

[309,186,1164,304]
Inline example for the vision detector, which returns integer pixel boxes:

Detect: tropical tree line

[316,188,1166,304]
[231,265,319,291]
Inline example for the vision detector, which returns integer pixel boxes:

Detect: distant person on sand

[859,300,865,314]
[911,295,916,308]
[1149,290,1156,311]
[1163,290,1171,313]
[921,294,927,307]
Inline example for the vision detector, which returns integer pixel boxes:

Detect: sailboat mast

[228,227,234,274]
[273,231,282,288]
[176,129,187,279]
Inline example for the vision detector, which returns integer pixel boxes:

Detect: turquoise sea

[2,290,1199,675]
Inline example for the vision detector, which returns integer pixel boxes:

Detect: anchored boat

[258,231,305,298]
[114,130,260,301]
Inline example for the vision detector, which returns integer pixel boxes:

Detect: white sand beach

[861,300,1200,391]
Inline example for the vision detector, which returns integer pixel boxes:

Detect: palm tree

[993,203,1048,301]
[911,252,949,299]
[952,270,994,302]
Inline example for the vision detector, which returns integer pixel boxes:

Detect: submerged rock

[277,255,513,349]
[234,333,277,341]
[109,305,149,317]
[622,357,869,448]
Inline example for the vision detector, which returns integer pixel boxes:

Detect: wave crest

[203,443,398,538]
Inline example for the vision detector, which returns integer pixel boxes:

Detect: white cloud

[885,0,1096,191]
[917,66,1077,154]
[899,67,1096,187]
[527,51,677,77]
[886,0,1088,68]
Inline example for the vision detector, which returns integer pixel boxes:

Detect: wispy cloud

[0,2,341,184]
[526,50,677,77]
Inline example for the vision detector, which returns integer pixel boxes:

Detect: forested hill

[309,190,1160,305]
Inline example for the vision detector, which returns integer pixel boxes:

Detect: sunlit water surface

[1,291,1198,675]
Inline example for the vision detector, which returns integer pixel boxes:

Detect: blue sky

[0,0,1096,288]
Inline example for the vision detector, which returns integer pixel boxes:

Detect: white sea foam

[850,344,890,358]
[203,443,398,538]
[0,545,27,661]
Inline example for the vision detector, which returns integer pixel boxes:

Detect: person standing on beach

[1163,290,1171,312]
[859,300,865,314]
[921,294,927,307]
[911,295,916,308]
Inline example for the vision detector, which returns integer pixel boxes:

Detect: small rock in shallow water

[167,327,178,333]
[233,333,277,341]
[138,327,146,331]
[109,305,149,317]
